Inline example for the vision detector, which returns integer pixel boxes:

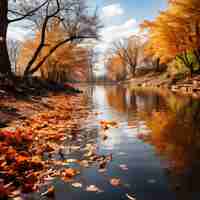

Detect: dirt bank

[126,72,200,98]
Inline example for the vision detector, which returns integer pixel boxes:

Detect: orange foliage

[141,0,200,64]
[18,21,91,82]
[106,55,127,81]
[142,107,200,174]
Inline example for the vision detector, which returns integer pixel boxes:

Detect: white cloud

[8,26,30,41]
[94,18,140,75]
[102,3,124,18]
[96,18,139,53]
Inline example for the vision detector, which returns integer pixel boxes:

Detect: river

[53,85,200,200]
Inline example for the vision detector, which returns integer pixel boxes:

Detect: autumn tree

[0,0,100,78]
[39,45,92,82]
[0,0,49,75]
[111,36,141,77]
[106,54,127,81]
[141,0,200,75]
[18,21,94,83]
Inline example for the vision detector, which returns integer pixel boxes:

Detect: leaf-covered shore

[0,90,91,199]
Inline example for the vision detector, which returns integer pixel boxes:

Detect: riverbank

[126,72,200,98]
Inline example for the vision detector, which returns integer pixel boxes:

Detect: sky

[8,0,168,74]
[88,0,167,74]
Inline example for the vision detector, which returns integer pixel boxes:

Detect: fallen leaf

[71,182,82,188]
[99,120,118,130]
[86,185,101,192]
[41,186,55,198]
[66,159,78,163]
[79,160,89,167]
[62,168,79,179]
[98,168,107,173]
[110,178,121,187]
[119,164,128,171]
[16,155,29,163]
[126,193,136,200]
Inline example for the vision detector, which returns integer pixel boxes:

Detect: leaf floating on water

[99,120,118,130]
[98,168,107,173]
[110,178,121,187]
[136,133,147,140]
[41,186,55,198]
[44,176,55,182]
[61,168,79,181]
[126,193,136,200]
[66,159,78,163]
[94,111,103,115]
[71,182,82,188]
[86,185,102,192]
[119,164,128,171]
[79,160,89,167]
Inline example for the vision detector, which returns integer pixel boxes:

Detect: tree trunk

[0,0,12,75]
[155,58,160,72]
[194,49,200,65]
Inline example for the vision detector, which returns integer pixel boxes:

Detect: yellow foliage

[141,0,200,64]
[18,20,91,82]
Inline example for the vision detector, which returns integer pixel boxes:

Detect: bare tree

[0,0,100,77]
[0,0,50,75]
[7,39,21,73]
[87,49,99,82]
[112,36,141,78]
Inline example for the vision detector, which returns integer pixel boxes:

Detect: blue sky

[92,0,167,22]
[90,0,167,52]
[88,0,167,74]
[9,0,167,42]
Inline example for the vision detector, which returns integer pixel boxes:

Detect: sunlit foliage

[18,21,92,82]
[141,0,200,74]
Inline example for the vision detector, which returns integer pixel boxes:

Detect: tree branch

[28,35,97,75]
[24,0,61,76]
[8,0,49,23]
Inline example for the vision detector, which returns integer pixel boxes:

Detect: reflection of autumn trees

[136,92,200,199]
[106,86,200,175]
[106,86,200,198]
[143,98,200,174]
[106,55,127,82]
[106,86,127,113]
[106,87,168,119]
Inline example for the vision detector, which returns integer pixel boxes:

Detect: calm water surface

[55,85,200,200]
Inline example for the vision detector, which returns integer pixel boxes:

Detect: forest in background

[1,0,200,85]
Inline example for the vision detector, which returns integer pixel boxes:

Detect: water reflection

[49,85,200,200]
[102,85,200,200]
